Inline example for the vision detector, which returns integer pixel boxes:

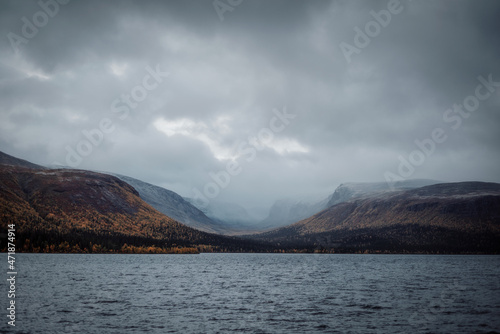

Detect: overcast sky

[1,0,499,211]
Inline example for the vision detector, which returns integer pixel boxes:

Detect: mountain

[259,196,329,230]
[0,150,46,170]
[0,150,254,235]
[184,198,263,233]
[110,174,227,234]
[326,179,440,207]
[0,163,272,253]
[2,150,498,253]
[249,182,500,253]
[7,150,226,234]
[256,180,440,232]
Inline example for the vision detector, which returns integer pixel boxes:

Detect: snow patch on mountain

[326,179,441,207]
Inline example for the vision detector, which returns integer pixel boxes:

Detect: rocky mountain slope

[254,180,440,232]
[2,150,498,253]
[0,151,46,170]
[111,174,227,234]
[326,179,440,207]
[249,182,500,253]
[0,162,271,253]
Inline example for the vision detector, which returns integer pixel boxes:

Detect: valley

[1,150,499,254]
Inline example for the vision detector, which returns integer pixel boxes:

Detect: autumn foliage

[0,165,271,253]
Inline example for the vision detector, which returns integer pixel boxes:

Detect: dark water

[1,254,499,334]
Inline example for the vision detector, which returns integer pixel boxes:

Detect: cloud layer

[1,0,499,210]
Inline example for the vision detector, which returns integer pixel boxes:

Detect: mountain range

[258,179,442,230]
[0,151,270,253]
[250,182,500,253]
[1,150,499,253]
[325,179,441,207]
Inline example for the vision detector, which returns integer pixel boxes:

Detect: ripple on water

[1,254,499,334]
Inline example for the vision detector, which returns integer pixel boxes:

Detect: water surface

[1,254,499,333]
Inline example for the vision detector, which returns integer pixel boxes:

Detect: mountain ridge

[326,179,441,207]
[2,150,499,253]
[248,181,500,253]
[0,151,46,170]
[110,173,228,234]
[0,162,271,253]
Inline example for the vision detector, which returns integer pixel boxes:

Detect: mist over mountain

[250,182,500,253]
[184,198,265,233]
[1,150,499,254]
[2,2,500,331]
[0,151,46,170]
[1,0,500,216]
[0,151,272,253]
[326,179,441,207]
[259,196,330,230]
[111,174,227,234]
[255,180,441,231]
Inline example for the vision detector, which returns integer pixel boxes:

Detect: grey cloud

[0,0,499,210]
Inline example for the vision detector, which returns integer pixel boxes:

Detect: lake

[1,254,499,333]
